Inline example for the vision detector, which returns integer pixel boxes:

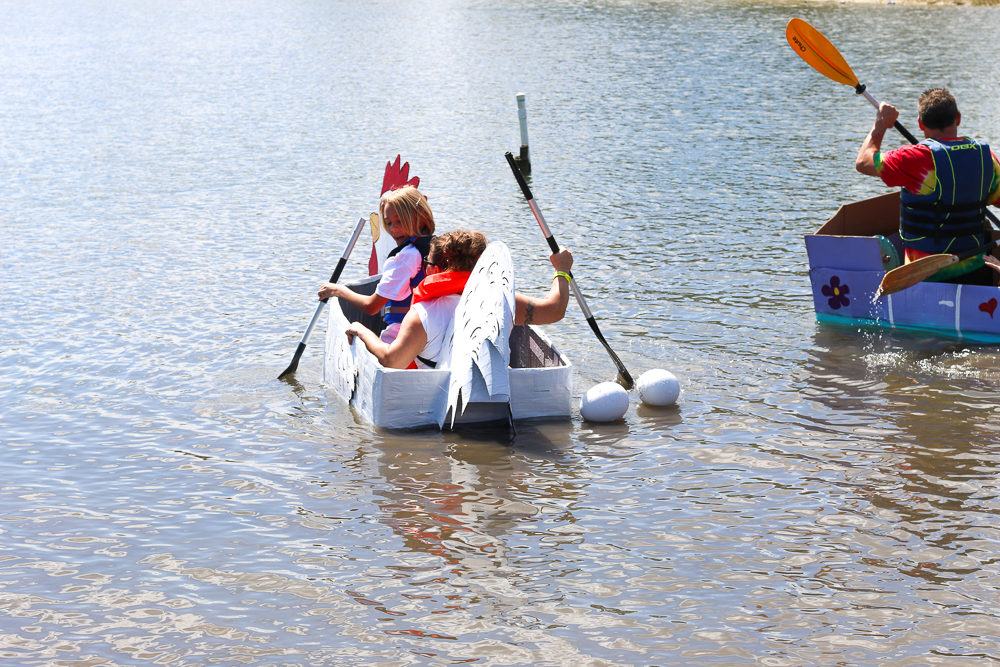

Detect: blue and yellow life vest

[383,235,434,325]
[900,137,992,255]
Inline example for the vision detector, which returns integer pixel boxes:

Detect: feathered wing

[328,305,358,401]
[438,242,515,428]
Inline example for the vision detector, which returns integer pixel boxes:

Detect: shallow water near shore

[4,1,1000,665]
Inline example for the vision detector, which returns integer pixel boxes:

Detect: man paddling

[855,88,1000,285]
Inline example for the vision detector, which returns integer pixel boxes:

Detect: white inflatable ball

[637,369,680,406]
[580,382,629,422]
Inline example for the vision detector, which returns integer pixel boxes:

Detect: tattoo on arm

[524,302,535,324]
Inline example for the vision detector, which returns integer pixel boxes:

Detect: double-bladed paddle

[278,217,367,379]
[785,17,1000,296]
[504,151,635,390]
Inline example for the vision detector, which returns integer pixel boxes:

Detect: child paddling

[319,185,434,344]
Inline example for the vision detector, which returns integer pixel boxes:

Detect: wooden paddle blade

[786,18,859,88]
[875,254,957,298]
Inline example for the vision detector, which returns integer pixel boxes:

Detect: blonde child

[319,185,435,343]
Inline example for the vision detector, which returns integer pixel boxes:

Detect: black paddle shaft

[505,152,561,255]
[957,237,1000,263]
[322,258,349,302]
[504,152,635,389]
[279,217,366,379]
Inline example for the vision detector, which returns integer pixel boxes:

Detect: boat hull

[323,276,573,429]
[805,192,1000,342]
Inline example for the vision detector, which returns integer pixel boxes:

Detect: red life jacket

[411,271,471,304]
[406,271,471,370]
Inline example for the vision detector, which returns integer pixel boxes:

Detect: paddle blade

[279,342,307,379]
[875,254,957,298]
[786,18,859,88]
[616,372,634,391]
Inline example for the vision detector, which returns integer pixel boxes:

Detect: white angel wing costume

[437,242,515,427]
[328,314,357,402]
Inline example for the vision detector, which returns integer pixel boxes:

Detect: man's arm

[856,102,900,176]
[989,151,1000,207]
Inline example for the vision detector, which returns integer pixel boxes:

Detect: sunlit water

[4,1,1000,665]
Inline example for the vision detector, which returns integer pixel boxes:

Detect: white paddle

[279,217,366,379]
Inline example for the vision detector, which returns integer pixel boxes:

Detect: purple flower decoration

[821,276,850,310]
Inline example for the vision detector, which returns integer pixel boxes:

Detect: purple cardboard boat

[806,191,1000,342]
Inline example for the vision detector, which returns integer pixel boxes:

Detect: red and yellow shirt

[875,139,1000,279]
[875,139,1000,202]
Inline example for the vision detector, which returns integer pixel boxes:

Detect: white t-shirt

[375,244,422,301]
[412,295,461,369]
[379,322,401,344]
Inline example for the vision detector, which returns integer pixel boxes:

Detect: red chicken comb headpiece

[381,154,420,196]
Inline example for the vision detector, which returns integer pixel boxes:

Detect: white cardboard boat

[323,242,573,429]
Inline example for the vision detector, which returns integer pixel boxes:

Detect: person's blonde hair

[429,230,487,272]
[379,185,435,238]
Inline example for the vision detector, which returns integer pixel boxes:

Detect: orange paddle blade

[786,18,860,88]
[875,254,958,298]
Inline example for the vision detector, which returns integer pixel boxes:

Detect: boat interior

[808,191,1000,285]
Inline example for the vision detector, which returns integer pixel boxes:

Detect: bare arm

[856,103,899,176]
[346,309,427,369]
[990,152,1000,207]
[514,250,573,325]
[319,282,389,315]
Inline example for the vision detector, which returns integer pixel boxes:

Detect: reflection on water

[4,0,1000,664]
[796,326,1000,636]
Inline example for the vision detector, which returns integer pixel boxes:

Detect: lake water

[4,0,1000,665]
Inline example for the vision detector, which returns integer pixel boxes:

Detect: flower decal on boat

[821,276,850,310]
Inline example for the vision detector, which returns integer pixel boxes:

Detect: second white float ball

[637,369,680,406]
[580,382,629,422]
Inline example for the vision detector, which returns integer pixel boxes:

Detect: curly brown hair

[429,230,487,272]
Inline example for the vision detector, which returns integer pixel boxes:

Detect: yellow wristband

[553,271,572,283]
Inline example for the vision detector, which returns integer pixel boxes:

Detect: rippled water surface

[4,1,1000,665]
